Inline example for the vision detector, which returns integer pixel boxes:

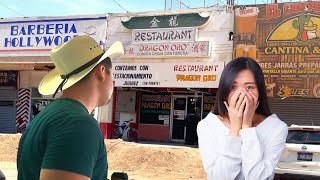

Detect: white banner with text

[113,62,225,88]
[122,41,210,58]
[132,27,197,44]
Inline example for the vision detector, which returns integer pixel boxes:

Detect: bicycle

[114,119,139,142]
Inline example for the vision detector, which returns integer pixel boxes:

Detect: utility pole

[227,0,234,5]
[165,0,166,10]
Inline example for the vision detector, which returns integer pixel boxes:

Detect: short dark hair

[213,57,272,117]
[79,57,112,83]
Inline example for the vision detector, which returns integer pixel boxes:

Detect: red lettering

[139,45,146,51]
[283,3,291,15]
[240,9,253,15]
[283,2,320,16]
[266,4,281,19]
[314,2,320,11]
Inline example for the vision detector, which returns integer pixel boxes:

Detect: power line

[112,0,128,12]
[0,2,25,17]
[176,0,190,9]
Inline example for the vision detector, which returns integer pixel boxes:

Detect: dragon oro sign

[234,2,320,98]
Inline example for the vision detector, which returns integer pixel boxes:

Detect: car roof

[289,124,320,131]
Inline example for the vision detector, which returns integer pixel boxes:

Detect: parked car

[275,125,320,177]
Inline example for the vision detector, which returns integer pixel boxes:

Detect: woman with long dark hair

[197,57,288,180]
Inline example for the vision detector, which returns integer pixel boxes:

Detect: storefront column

[98,87,116,139]
[110,87,117,138]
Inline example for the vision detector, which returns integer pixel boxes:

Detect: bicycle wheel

[114,127,121,139]
[127,128,138,142]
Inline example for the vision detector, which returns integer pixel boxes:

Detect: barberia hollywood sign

[266,2,320,19]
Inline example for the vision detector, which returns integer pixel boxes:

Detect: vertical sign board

[234,2,320,98]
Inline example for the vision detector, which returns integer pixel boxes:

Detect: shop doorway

[170,95,202,142]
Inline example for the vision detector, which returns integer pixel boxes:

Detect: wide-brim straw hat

[38,35,123,96]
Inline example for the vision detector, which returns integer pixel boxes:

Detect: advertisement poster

[234,2,320,98]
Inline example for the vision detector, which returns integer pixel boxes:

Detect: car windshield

[286,130,320,144]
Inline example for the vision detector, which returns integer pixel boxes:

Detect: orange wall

[138,124,170,142]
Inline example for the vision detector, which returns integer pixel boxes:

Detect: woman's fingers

[223,101,229,112]
[241,89,254,102]
[256,101,260,108]
[235,91,246,110]
[248,90,258,104]
[230,89,242,107]
[239,95,247,114]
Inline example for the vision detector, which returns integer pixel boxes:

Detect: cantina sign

[233,2,320,98]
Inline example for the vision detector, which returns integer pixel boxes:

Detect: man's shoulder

[40,99,95,122]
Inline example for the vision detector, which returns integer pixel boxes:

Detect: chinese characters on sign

[150,16,180,28]
[169,16,179,27]
[121,13,210,29]
[150,17,160,27]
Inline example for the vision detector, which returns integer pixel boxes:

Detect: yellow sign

[277,85,309,97]
[267,14,320,45]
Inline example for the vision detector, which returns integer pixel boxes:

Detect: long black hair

[213,57,272,117]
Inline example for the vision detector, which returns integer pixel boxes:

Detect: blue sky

[0,0,299,18]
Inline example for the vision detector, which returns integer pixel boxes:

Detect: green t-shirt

[17,98,107,180]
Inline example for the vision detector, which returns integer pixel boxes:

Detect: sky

[0,0,300,18]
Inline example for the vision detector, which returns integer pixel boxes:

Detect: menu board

[140,92,171,125]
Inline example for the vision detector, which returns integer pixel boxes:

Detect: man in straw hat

[17,35,124,180]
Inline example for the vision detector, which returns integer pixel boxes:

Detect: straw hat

[304,20,317,31]
[38,35,123,96]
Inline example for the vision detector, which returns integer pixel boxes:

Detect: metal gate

[268,98,320,126]
[0,87,16,133]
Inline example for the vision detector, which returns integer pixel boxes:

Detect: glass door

[171,97,187,141]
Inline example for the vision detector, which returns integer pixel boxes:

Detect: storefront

[0,71,18,133]
[107,7,233,142]
[233,2,320,126]
[0,14,108,133]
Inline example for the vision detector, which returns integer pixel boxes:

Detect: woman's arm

[240,124,288,180]
[197,121,242,180]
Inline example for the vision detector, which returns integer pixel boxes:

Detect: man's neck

[60,88,97,113]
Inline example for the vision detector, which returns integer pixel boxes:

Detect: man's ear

[96,65,106,81]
